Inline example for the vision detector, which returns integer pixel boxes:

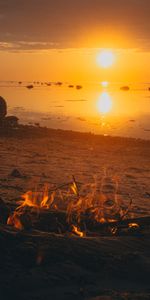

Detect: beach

[0,127,150,299]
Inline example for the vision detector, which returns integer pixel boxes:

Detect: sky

[0,0,150,82]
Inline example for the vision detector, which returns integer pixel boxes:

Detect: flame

[17,185,55,210]
[128,223,139,228]
[99,217,106,224]
[66,174,132,226]
[7,184,55,230]
[71,225,84,237]
[6,175,133,235]
[70,181,78,196]
[7,211,24,230]
[111,227,118,235]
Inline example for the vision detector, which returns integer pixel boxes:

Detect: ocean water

[0,81,150,139]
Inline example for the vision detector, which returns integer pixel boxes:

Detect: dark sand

[0,126,150,299]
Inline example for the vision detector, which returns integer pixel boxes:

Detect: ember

[129,223,139,228]
[71,224,84,237]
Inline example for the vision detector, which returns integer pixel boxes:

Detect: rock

[76,85,83,90]
[0,96,7,119]
[9,168,23,178]
[55,81,63,86]
[0,97,19,128]
[4,116,19,128]
[26,84,34,89]
[120,86,130,91]
[34,122,40,127]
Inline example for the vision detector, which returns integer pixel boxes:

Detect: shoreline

[0,124,150,145]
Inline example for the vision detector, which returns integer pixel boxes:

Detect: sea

[0,80,150,140]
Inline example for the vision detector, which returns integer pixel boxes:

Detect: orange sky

[0,48,150,83]
[0,0,150,83]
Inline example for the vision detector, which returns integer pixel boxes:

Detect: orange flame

[6,175,132,234]
[71,225,84,237]
[17,185,55,210]
[6,185,56,230]
[66,174,132,226]
[7,211,24,230]
[128,223,139,228]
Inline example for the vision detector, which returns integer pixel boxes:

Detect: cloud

[0,0,150,51]
[65,99,87,102]
[0,41,60,51]
[76,117,86,122]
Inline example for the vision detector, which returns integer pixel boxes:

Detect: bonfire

[5,174,138,237]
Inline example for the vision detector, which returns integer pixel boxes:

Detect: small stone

[10,168,23,178]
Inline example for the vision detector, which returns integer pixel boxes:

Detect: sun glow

[101,81,109,88]
[97,50,115,68]
[97,92,112,114]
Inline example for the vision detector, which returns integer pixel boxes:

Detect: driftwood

[0,218,150,299]
[0,222,150,281]
[3,199,150,235]
[33,212,150,236]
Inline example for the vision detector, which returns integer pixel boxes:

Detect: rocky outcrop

[0,96,7,118]
[0,96,19,128]
[3,116,19,127]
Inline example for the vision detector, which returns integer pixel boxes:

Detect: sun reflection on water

[97,92,112,114]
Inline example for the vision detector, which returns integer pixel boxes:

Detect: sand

[0,126,150,299]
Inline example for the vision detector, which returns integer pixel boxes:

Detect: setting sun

[97,92,112,114]
[97,50,115,68]
[101,81,109,88]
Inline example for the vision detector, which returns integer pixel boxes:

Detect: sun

[97,50,115,68]
[101,81,109,88]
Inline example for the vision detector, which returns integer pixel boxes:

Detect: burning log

[3,178,150,236]
[5,201,150,236]
[83,215,150,236]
